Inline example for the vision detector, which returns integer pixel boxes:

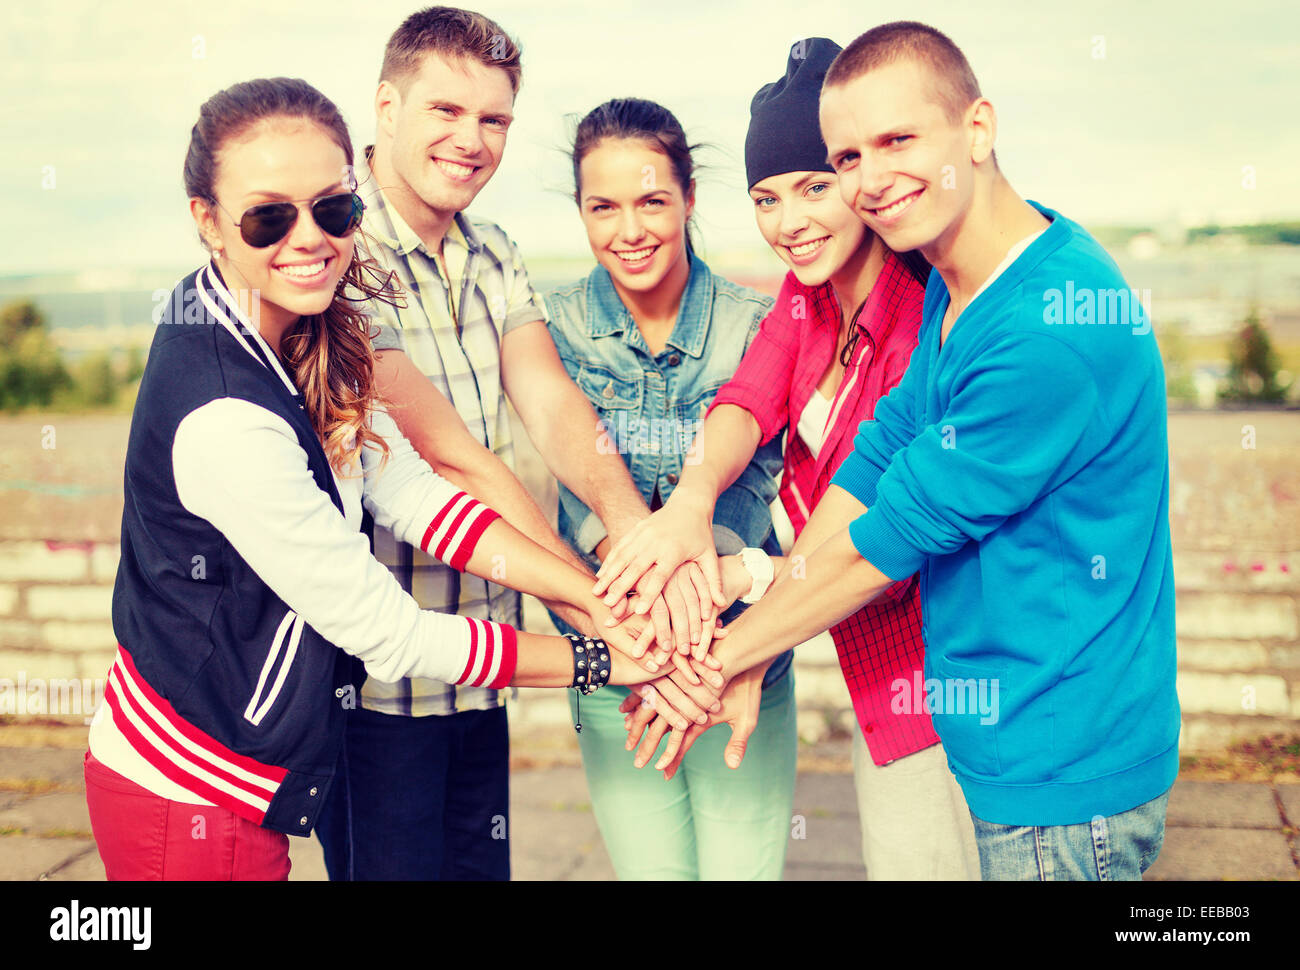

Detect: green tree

[71,352,118,407]
[1158,322,1197,406]
[0,300,72,410]
[1220,307,1289,404]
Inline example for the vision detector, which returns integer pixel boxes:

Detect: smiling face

[378,51,513,224]
[749,171,868,288]
[820,58,991,259]
[193,118,355,335]
[577,138,694,298]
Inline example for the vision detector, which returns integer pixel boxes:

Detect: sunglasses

[218,192,365,248]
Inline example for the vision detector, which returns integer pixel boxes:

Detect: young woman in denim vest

[543,98,797,880]
[597,40,982,879]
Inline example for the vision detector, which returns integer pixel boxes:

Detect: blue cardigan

[832,202,1179,825]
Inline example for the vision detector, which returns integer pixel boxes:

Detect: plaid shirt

[709,251,937,764]
[357,147,544,717]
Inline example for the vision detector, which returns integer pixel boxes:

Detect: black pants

[317,705,510,880]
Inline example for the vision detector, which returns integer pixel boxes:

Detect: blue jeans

[970,787,1171,881]
[316,705,510,881]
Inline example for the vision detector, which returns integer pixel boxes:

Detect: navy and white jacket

[92,263,516,836]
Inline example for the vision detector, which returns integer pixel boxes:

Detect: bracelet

[566,634,611,695]
[739,547,775,604]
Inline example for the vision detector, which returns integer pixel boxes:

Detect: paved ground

[2,736,1296,881]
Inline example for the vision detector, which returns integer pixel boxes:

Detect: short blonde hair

[379,6,522,97]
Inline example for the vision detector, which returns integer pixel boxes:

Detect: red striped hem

[433,501,477,563]
[420,490,468,553]
[449,507,498,571]
[116,647,287,785]
[456,618,481,685]
[104,680,267,826]
[104,646,288,824]
[485,624,517,689]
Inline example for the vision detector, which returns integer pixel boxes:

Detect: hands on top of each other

[597,527,764,778]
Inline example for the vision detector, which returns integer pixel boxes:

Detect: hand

[643,555,748,666]
[594,569,716,669]
[637,564,718,662]
[616,662,724,737]
[607,645,663,688]
[585,598,658,669]
[593,490,725,621]
[621,663,765,778]
[608,655,723,730]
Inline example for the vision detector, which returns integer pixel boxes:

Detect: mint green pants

[569,670,797,880]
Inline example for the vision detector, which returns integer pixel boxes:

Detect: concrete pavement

[1,735,1296,881]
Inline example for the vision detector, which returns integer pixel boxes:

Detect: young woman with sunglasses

[82,77,713,880]
[597,40,981,879]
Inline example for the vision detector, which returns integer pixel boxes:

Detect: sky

[2,0,1297,277]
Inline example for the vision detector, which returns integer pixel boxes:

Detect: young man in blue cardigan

[610,20,1178,880]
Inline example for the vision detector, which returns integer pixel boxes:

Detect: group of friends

[84,7,1180,882]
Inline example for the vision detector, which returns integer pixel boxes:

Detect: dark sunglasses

[218,192,365,248]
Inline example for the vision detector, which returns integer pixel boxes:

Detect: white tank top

[797,387,833,456]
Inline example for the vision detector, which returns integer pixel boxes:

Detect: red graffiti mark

[44,539,94,553]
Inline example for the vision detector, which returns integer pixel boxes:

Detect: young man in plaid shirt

[316,6,709,881]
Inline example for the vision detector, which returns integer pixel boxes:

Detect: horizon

[3,0,1298,276]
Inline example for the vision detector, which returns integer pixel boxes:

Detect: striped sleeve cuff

[419,491,500,571]
[453,618,519,689]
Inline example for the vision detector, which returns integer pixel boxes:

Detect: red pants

[83,750,290,880]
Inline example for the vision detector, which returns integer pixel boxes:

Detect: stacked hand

[584,500,769,768]
[620,662,766,779]
[595,486,728,644]
[594,491,728,664]
[579,594,729,732]
[603,548,760,777]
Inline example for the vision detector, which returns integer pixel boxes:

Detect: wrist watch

[738,547,774,605]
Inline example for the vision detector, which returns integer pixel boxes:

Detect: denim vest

[544,252,791,687]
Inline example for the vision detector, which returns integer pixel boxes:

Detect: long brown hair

[184,77,402,475]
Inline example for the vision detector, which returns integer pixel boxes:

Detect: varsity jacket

[101,262,517,836]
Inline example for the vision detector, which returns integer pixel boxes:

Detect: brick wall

[1,411,1296,754]
[4,541,1295,755]
[0,540,118,718]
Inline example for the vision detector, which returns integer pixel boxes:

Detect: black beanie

[745,37,843,189]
